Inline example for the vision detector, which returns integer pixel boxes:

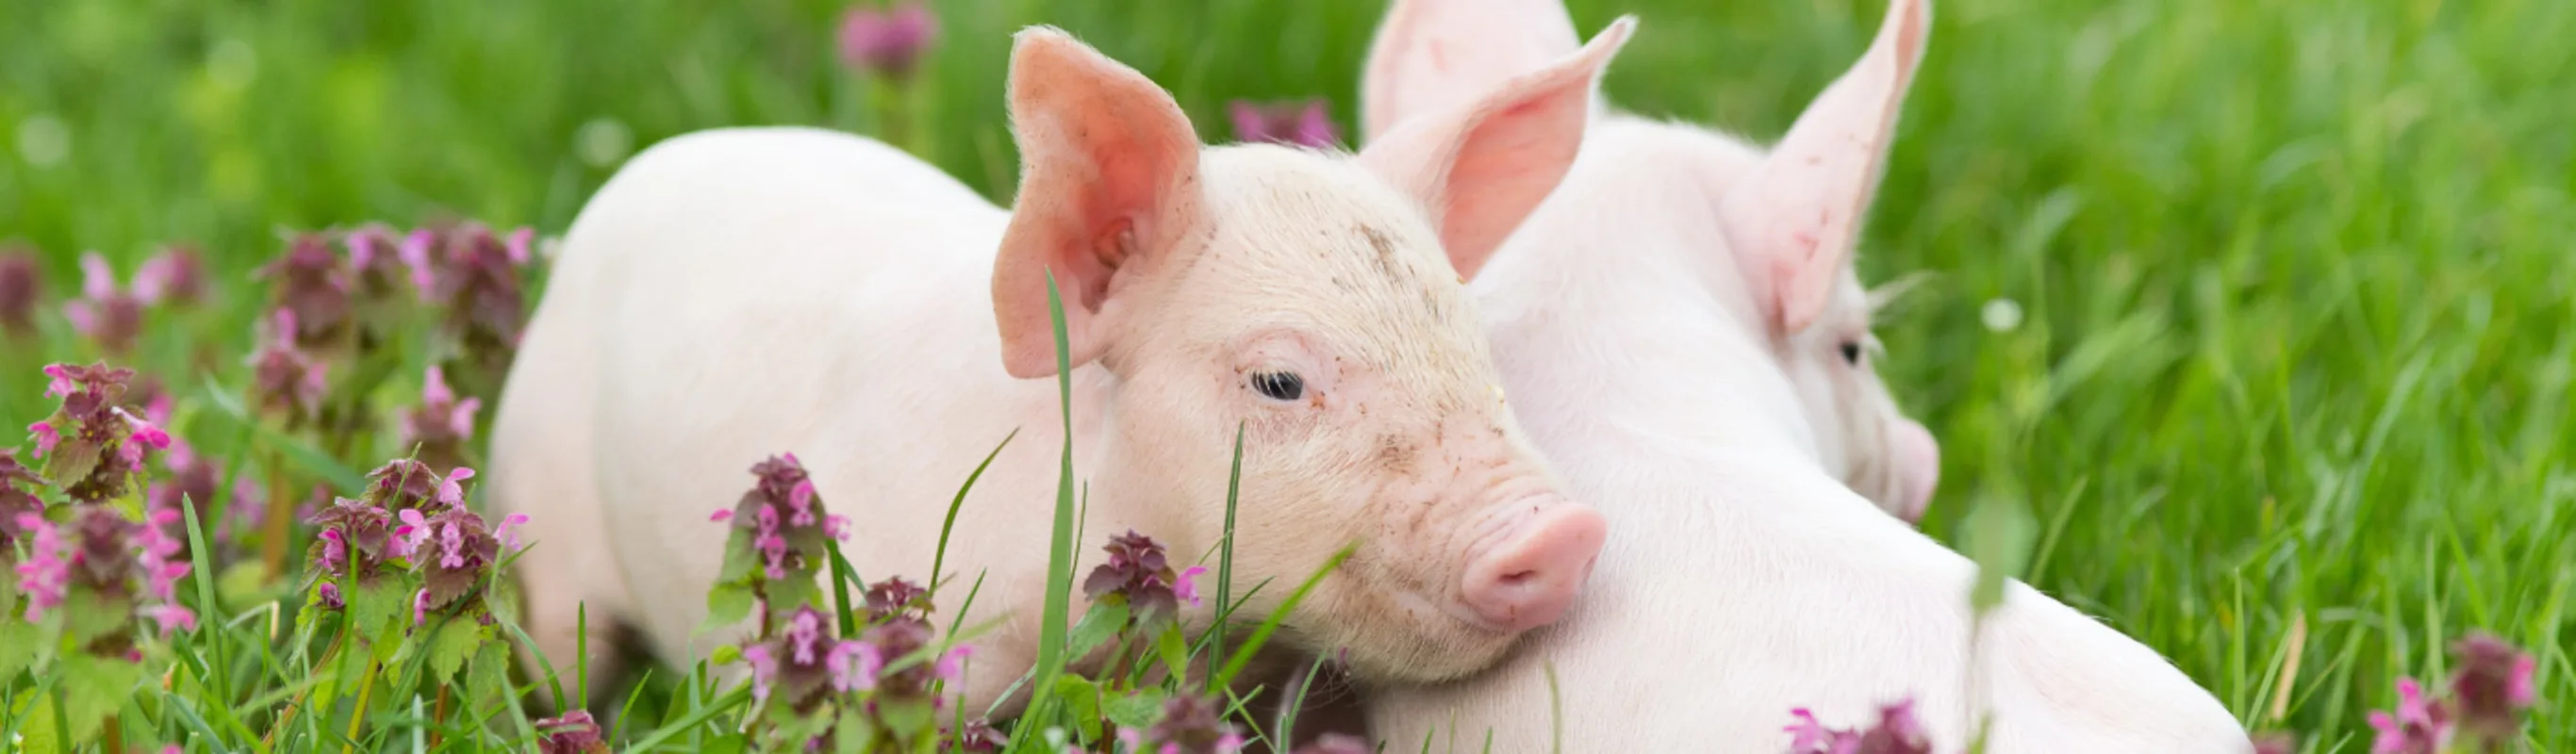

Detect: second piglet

[487,23,1636,714]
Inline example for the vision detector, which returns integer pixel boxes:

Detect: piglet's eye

[1839,341,1863,366]
[1250,370,1305,402]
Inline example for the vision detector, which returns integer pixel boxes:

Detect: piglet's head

[1363,0,1941,522]
[989,24,1632,681]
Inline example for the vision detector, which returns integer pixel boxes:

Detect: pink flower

[1175,566,1208,607]
[28,421,58,456]
[933,644,974,682]
[505,228,535,266]
[708,509,733,523]
[132,245,206,305]
[316,529,349,572]
[1785,709,1836,751]
[413,587,433,625]
[825,514,851,541]
[827,640,883,693]
[741,644,780,700]
[836,1,939,79]
[43,363,75,397]
[399,229,438,297]
[393,508,432,559]
[494,513,531,550]
[147,603,199,635]
[1230,100,1342,149]
[2368,678,2453,754]
[438,467,476,507]
[316,581,344,610]
[13,512,71,620]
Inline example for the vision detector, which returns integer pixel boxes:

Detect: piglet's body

[1353,0,2251,750]
[490,25,1640,715]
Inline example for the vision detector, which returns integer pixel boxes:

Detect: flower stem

[264,630,345,747]
[257,448,292,577]
[341,659,378,754]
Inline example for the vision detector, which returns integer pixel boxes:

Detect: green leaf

[714,529,757,583]
[1966,494,2037,614]
[1065,600,1130,663]
[468,640,511,708]
[702,582,754,632]
[877,695,938,740]
[59,653,144,743]
[932,429,1017,603]
[15,690,60,754]
[710,643,742,666]
[1155,624,1191,682]
[1051,674,1103,743]
[427,618,483,681]
[1102,686,1167,730]
[350,580,408,640]
[61,588,131,647]
[0,615,40,681]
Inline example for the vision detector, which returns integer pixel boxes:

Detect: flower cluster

[256,233,356,350]
[1230,100,1342,149]
[248,309,331,427]
[1082,530,1207,625]
[1783,697,1931,754]
[1121,694,1245,754]
[304,460,522,626]
[13,505,194,636]
[2368,632,2537,754]
[26,363,171,504]
[400,367,482,470]
[535,710,611,754]
[836,1,939,79]
[710,453,850,628]
[63,253,151,353]
[0,246,38,337]
[0,450,47,550]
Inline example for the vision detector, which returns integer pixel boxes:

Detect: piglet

[487,23,1637,716]
[1343,0,2253,750]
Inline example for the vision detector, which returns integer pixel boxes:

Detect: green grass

[2,0,2571,750]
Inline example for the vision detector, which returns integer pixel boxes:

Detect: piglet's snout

[1459,500,1606,632]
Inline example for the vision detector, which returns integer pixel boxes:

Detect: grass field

[3,0,2572,750]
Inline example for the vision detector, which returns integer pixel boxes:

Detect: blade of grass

[1214,544,1354,689]
[826,538,861,636]
[619,685,751,753]
[180,497,232,703]
[1211,422,1244,672]
[1016,271,1082,750]
[933,429,1019,603]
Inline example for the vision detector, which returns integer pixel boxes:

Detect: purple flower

[400,367,482,471]
[826,638,883,693]
[949,719,1008,752]
[413,587,433,626]
[2367,678,2453,754]
[2450,632,2537,745]
[415,503,503,613]
[0,247,40,336]
[1082,530,1196,623]
[1230,100,1341,149]
[26,362,165,503]
[132,245,206,305]
[344,223,415,300]
[0,451,47,550]
[306,498,393,580]
[534,710,611,754]
[741,605,850,709]
[63,253,150,353]
[1142,693,1244,754]
[836,1,939,79]
[247,309,330,426]
[316,580,344,610]
[254,234,354,349]
[864,575,930,621]
[360,459,449,513]
[715,454,840,603]
[411,222,536,354]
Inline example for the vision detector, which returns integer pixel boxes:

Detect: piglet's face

[988,24,1634,681]
[1361,0,1941,522]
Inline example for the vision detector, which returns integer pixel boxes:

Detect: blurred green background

[4,0,2572,747]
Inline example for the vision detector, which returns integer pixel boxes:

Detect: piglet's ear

[1355,17,1634,281]
[991,27,1207,379]
[1360,0,1584,142]
[1723,0,1929,336]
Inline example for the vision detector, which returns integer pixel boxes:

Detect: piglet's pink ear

[1356,17,1634,281]
[1360,0,1584,142]
[1723,0,1930,336]
[991,27,1207,379]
